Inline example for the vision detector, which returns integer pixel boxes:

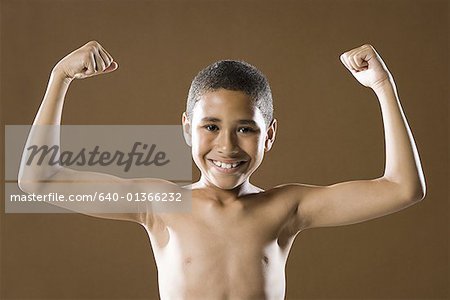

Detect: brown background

[0,0,448,299]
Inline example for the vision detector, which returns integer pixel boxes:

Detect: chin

[210,177,246,190]
[214,182,240,190]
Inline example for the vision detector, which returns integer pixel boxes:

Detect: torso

[142,185,302,300]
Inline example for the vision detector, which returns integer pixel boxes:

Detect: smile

[208,159,246,172]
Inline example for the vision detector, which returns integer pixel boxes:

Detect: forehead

[192,89,264,123]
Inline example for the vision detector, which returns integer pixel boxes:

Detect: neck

[194,177,262,201]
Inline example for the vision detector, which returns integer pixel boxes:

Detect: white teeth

[212,160,241,169]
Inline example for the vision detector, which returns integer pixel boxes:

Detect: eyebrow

[200,117,258,126]
[200,117,221,123]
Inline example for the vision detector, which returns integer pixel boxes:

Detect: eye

[238,127,255,134]
[204,124,219,132]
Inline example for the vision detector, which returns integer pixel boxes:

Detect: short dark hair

[186,60,273,127]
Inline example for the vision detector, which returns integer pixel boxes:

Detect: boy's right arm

[18,41,174,225]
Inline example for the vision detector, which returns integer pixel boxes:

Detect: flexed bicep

[295,178,422,230]
[19,166,182,226]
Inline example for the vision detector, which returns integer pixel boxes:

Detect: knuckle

[85,41,101,52]
[83,45,96,53]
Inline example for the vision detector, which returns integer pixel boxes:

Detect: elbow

[18,175,54,195]
[411,174,427,202]
[18,166,62,194]
[381,176,426,203]
[17,169,35,194]
[404,183,426,202]
[413,187,426,202]
[18,182,30,195]
[17,178,37,195]
[405,191,425,203]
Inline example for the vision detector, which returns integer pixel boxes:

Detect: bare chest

[144,200,294,299]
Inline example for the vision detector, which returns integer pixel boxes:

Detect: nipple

[184,257,192,265]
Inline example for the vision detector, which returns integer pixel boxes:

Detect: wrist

[372,78,399,106]
[50,67,73,85]
[371,77,395,94]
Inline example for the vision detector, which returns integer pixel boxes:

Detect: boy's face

[183,89,276,190]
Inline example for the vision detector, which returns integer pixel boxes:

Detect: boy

[18,41,426,299]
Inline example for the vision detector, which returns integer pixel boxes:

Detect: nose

[217,129,239,155]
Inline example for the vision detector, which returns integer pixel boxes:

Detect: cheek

[192,131,211,154]
[241,134,265,155]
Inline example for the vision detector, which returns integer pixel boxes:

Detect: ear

[182,112,192,147]
[264,118,277,152]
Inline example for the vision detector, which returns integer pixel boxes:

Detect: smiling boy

[18,41,426,299]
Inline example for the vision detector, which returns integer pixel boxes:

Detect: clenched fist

[340,44,392,90]
[52,41,118,81]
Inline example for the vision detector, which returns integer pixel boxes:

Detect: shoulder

[241,183,314,218]
[265,183,318,201]
[265,183,324,231]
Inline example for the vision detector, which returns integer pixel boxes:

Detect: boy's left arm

[290,44,426,230]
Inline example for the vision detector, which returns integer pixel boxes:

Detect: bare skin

[18,41,426,299]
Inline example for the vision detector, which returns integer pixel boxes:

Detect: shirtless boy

[18,41,426,299]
